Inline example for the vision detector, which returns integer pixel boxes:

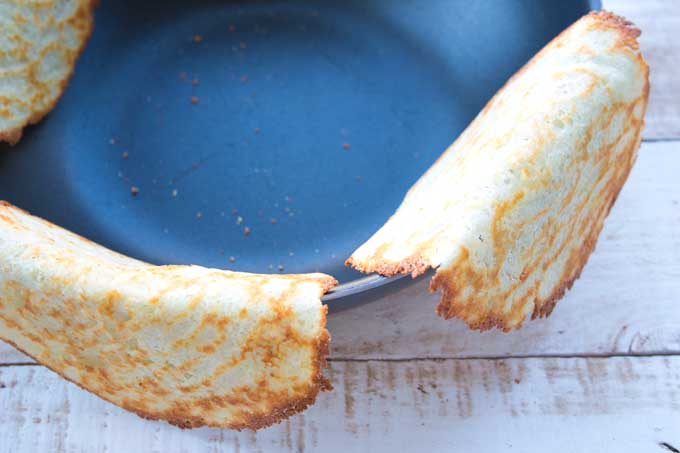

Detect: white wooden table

[1,1,678,451]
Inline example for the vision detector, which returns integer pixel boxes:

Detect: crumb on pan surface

[347,11,649,331]
[0,0,96,145]
[0,201,336,429]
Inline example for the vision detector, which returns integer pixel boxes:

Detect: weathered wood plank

[605,0,680,139]
[1,141,679,363]
[0,356,678,452]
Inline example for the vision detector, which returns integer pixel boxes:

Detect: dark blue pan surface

[0,0,597,306]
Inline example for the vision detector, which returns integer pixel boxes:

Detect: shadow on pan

[0,0,597,307]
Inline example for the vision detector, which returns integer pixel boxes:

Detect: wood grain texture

[1,141,679,364]
[605,0,680,139]
[0,357,678,452]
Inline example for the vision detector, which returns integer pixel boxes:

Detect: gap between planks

[641,137,680,143]
[3,350,680,369]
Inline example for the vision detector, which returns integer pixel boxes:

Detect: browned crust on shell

[132,301,333,430]
[346,10,648,331]
[430,197,604,332]
[0,200,19,209]
[0,129,23,146]
[317,275,340,294]
[588,10,641,49]
[345,253,431,279]
[0,0,97,145]
[0,294,333,431]
[430,13,648,332]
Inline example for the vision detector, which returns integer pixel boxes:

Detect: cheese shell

[0,0,95,144]
[348,11,649,331]
[0,201,336,429]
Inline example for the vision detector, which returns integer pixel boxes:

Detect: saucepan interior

[0,0,596,305]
